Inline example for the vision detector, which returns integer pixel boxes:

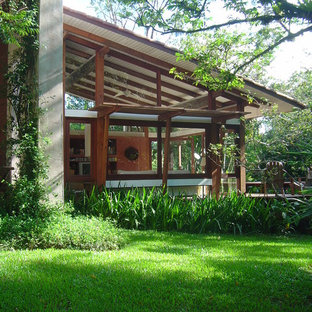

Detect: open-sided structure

[62,7,304,196]
[0,4,305,199]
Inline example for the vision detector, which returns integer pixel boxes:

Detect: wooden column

[96,114,110,187]
[162,118,171,189]
[208,91,216,110]
[206,123,221,198]
[191,138,195,174]
[157,126,162,177]
[156,71,161,106]
[236,101,246,193]
[144,127,151,170]
[178,144,182,170]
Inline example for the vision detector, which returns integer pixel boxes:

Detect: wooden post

[208,91,216,110]
[237,101,246,193]
[102,114,110,187]
[144,127,151,170]
[157,126,162,177]
[96,117,104,186]
[191,137,195,174]
[156,71,161,106]
[206,123,221,198]
[178,143,182,170]
[162,118,171,190]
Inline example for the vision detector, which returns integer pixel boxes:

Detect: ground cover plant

[68,187,311,234]
[0,203,123,251]
[0,231,311,311]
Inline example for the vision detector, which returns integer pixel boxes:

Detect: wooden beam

[172,93,207,108]
[66,47,202,97]
[66,66,174,105]
[208,92,216,110]
[162,118,171,190]
[95,49,104,106]
[158,110,184,121]
[66,46,91,59]
[108,49,207,91]
[64,23,190,76]
[105,60,199,97]
[65,55,96,90]
[66,34,102,50]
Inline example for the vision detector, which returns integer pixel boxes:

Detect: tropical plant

[67,187,306,234]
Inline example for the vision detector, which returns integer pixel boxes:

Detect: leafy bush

[68,187,306,234]
[0,206,123,250]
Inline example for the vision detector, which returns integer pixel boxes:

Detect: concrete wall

[38,0,64,200]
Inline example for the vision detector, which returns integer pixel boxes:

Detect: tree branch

[233,24,312,75]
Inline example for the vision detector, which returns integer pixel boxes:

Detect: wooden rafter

[64,23,191,76]
[66,60,182,104]
[107,49,207,91]
[65,55,96,90]
[65,46,109,90]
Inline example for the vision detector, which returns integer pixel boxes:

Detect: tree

[246,69,312,180]
[90,0,168,38]
[111,0,312,88]
[0,0,48,216]
[0,0,37,45]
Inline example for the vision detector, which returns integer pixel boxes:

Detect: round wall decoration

[125,146,139,161]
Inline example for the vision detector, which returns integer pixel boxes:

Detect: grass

[0,231,311,311]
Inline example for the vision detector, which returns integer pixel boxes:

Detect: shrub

[0,207,123,250]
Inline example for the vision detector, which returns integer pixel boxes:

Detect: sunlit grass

[0,231,311,311]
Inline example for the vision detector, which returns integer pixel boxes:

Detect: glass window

[162,127,205,175]
[108,125,158,175]
[69,122,91,176]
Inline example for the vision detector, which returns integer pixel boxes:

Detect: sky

[63,0,312,82]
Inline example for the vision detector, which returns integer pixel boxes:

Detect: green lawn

[0,231,311,311]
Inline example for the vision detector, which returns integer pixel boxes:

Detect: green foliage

[0,1,38,45]
[246,106,312,178]
[174,29,275,90]
[67,187,306,234]
[65,94,94,110]
[2,0,49,217]
[0,207,123,250]
[111,0,312,88]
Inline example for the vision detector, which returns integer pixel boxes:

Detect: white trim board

[65,109,241,125]
[105,178,212,188]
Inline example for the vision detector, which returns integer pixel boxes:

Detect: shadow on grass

[0,234,311,312]
[126,231,312,260]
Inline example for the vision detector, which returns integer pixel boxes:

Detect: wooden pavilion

[62,7,306,197]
